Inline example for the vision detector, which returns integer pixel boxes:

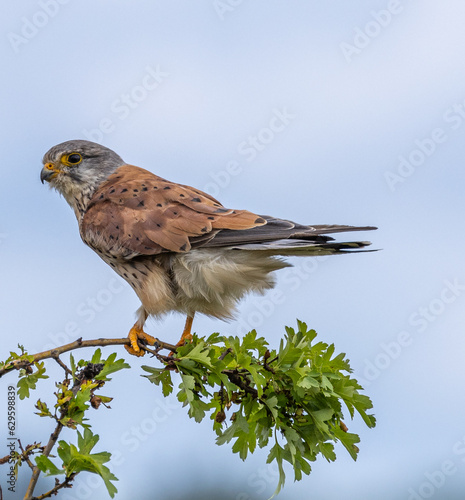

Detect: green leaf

[332,425,361,461]
[17,362,49,399]
[35,399,52,418]
[57,429,118,498]
[142,319,375,497]
[297,373,320,389]
[180,342,213,368]
[266,443,286,497]
[35,455,64,476]
[142,366,173,396]
[178,373,195,404]
[94,352,130,381]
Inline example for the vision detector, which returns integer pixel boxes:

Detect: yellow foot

[125,324,157,357]
[177,315,194,346]
[175,332,193,348]
[168,315,194,356]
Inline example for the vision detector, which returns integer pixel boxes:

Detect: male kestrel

[40,140,375,356]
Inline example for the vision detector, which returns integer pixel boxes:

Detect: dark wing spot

[156,203,162,207]
[99,194,104,199]
[179,244,187,251]
[192,197,201,202]
[121,188,128,193]
[179,193,185,197]
[201,227,207,232]
[138,201,145,207]
[163,186,171,190]
[142,187,148,191]
[133,189,139,192]
[207,216,214,220]
[132,273,137,279]
[110,189,116,194]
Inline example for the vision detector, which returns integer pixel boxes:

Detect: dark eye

[67,153,82,164]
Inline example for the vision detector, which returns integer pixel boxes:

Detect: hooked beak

[40,163,61,184]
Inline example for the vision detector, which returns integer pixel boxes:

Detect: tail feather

[196,215,377,252]
[196,215,376,249]
[226,238,375,256]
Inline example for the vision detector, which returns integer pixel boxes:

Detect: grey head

[40,140,126,216]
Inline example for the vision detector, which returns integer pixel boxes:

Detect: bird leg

[176,314,195,347]
[125,308,157,357]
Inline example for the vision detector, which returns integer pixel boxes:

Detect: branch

[53,356,72,376]
[31,474,76,500]
[223,369,259,399]
[24,420,64,500]
[18,440,39,471]
[0,337,177,378]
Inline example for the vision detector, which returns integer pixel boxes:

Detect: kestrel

[40,140,375,356]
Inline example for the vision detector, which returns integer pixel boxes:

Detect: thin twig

[31,474,76,500]
[142,346,180,363]
[263,362,275,374]
[17,440,35,471]
[52,356,72,376]
[222,370,259,399]
[23,419,64,500]
[218,348,233,361]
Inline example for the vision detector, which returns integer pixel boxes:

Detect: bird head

[41,140,125,213]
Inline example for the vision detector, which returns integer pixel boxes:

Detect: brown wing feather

[80,165,265,257]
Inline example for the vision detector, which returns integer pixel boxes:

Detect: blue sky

[2,1,465,499]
